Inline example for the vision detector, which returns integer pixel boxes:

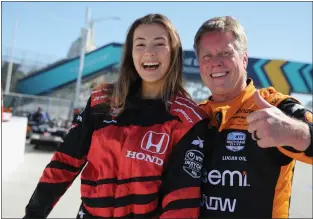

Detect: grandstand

[1,41,308,121]
[15,43,211,107]
[16,42,312,106]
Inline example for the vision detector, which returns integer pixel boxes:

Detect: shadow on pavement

[24,143,57,154]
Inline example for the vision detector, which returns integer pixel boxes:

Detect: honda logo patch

[141,131,170,154]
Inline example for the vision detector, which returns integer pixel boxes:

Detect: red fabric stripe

[162,187,200,209]
[81,180,161,198]
[115,180,161,198]
[91,96,112,107]
[160,207,199,218]
[51,151,85,169]
[83,200,158,218]
[90,84,112,107]
[39,168,77,183]
[83,204,114,218]
[80,163,102,181]
[114,200,158,217]
[85,130,122,179]
[81,183,116,198]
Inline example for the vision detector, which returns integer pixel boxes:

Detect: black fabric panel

[162,198,200,211]
[160,119,212,196]
[117,175,161,184]
[57,97,93,159]
[78,202,160,219]
[25,182,70,218]
[200,128,286,218]
[81,176,161,186]
[46,160,81,173]
[82,193,158,208]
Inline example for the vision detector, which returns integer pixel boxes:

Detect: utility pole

[5,15,18,94]
[73,7,90,110]
[70,7,120,119]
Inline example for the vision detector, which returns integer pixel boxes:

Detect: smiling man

[193,16,313,218]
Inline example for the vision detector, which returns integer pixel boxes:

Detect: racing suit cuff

[304,124,313,157]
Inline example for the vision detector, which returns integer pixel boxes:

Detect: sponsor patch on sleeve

[304,111,313,124]
[183,149,204,178]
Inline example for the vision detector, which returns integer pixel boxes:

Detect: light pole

[5,15,18,94]
[73,7,90,112]
[72,7,120,112]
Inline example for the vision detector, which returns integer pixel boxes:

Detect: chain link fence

[3,92,72,121]
[2,46,61,74]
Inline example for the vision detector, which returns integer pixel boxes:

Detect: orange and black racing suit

[199,79,313,218]
[24,82,211,219]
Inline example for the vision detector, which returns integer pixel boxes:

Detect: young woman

[24,13,211,219]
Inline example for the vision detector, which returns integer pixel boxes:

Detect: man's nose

[211,56,223,67]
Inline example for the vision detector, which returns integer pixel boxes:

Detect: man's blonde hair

[193,16,248,57]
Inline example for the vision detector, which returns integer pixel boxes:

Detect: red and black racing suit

[24,82,212,219]
[199,79,313,218]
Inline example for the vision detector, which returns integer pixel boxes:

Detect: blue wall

[17,43,312,95]
[17,43,122,95]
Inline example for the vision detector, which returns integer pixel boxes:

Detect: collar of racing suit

[125,94,166,110]
[125,79,166,111]
[206,78,256,132]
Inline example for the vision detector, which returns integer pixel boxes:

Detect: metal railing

[2,46,60,75]
[2,81,211,122]
[3,92,72,120]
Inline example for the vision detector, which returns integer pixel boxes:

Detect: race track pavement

[2,144,312,218]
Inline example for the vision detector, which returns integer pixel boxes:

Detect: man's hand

[247,90,310,151]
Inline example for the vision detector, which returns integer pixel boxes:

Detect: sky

[1,2,312,64]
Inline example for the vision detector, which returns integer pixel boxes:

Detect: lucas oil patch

[183,150,204,178]
[304,111,313,124]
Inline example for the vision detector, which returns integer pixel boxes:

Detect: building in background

[67,21,96,59]
[2,40,312,120]
[16,42,312,104]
